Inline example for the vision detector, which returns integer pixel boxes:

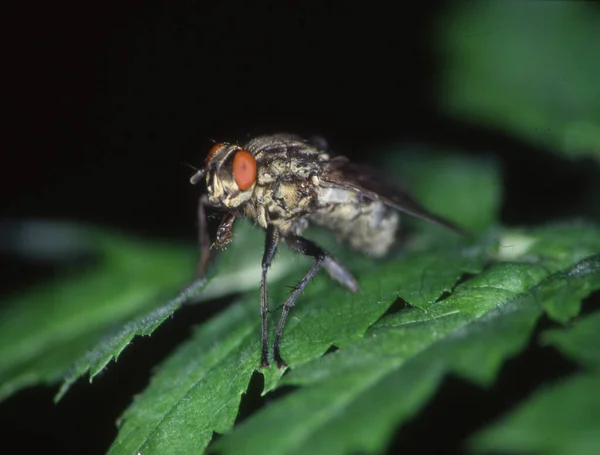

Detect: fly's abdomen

[311,187,400,257]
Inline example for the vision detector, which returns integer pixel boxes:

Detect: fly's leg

[197,196,237,276]
[260,224,280,367]
[215,212,236,247]
[273,235,357,368]
[197,195,211,276]
[322,255,359,292]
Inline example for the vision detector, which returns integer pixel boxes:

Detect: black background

[2,1,598,454]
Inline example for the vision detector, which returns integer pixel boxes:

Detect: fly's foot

[215,228,232,246]
[260,349,270,368]
[215,213,236,246]
[273,348,288,369]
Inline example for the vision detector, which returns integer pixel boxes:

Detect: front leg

[273,235,357,368]
[196,197,237,276]
[215,212,236,247]
[260,224,280,367]
[197,195,211,276]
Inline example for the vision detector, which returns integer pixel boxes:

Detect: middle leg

[273,235,331,368]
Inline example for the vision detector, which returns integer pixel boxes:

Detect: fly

[190,133,463,368]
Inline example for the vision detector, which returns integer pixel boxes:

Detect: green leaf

[494,224,600,323]
[437,1,600,159]
[0,221,298,401]
[0,225,195,401]
[124,241,489,454]
[107,299,258,454]
[54,278,208,402]
[473,373,600,455]
[213,249,600,455]
[543,310,600,370]
[103,222,600,455]
[472,305,600,455]
[105,230,488,454]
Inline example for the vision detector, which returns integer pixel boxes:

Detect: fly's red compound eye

[233,149,257,190]
[206,143,224,163]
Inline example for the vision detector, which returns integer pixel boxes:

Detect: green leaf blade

[0,225,198,401]
[213,242,600,455]
[472,373,600,455]
[108,299,258,455]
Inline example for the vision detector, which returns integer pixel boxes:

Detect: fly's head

[190,142,257,209]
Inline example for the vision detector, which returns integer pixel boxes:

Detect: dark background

[2,1,597,454]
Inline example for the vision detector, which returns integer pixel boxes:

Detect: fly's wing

[320,156,465,235]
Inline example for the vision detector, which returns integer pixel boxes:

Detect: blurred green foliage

[437,1,600,160]
[473,310,600,455]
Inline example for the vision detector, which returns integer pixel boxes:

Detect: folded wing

[320,156,465,235]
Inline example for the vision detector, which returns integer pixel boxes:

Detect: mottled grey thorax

[240,137,328,235]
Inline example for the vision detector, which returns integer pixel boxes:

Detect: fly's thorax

[244,134,329,164]
[239,134,330,232]
[244,168,320,234]
[244,134,331,181]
